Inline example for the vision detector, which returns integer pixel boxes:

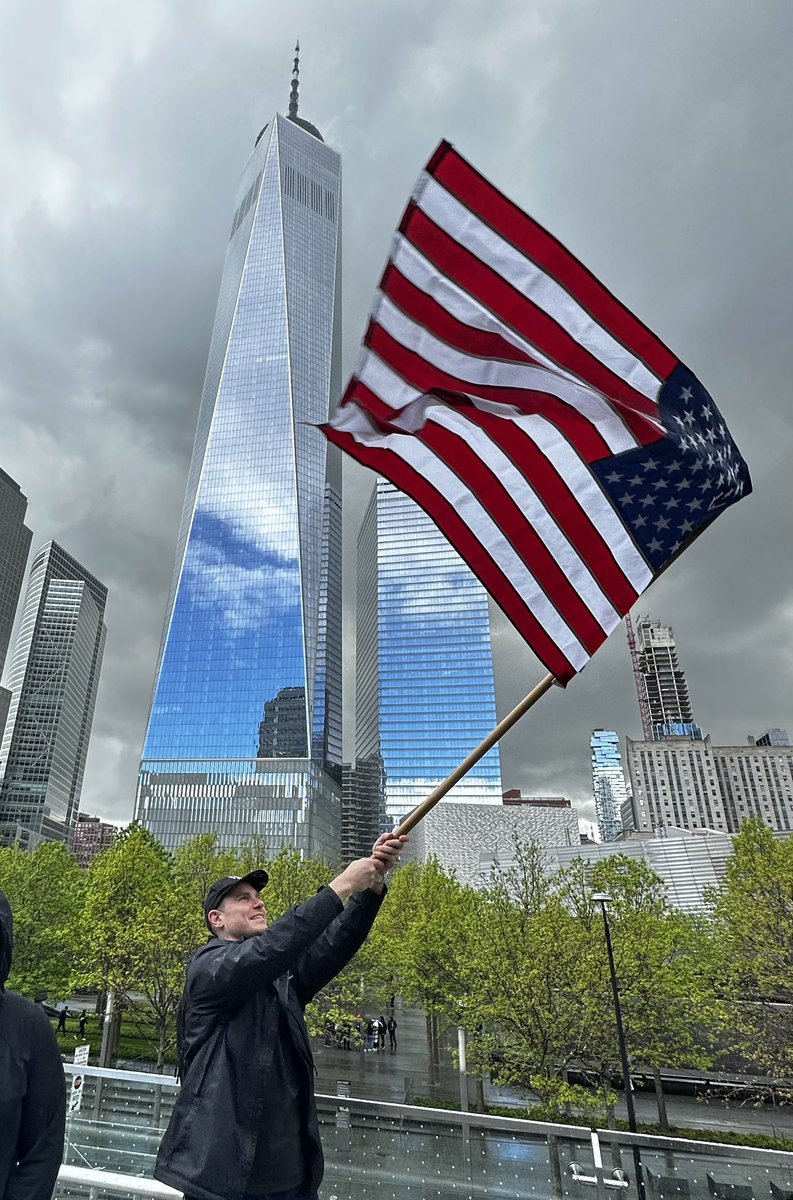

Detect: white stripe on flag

[424,405,622,632]
[514,413,653,593]
[391,235,580,381]
[358,349,423,410]
[415,173,663,403]
[376,293,637,455]
[332,402,590,670]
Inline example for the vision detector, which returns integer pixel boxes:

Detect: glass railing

[58,1065,793,1200]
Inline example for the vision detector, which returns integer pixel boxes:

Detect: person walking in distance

[55,1004,69,1036]
[0,892,66,1200]
[155,832,406,1200]
[387,1015,397,1051]
[78,1010,88,1039]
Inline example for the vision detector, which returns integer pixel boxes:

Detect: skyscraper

[0,468,32,674]
[136,61,343,858]
[0,468,33,739]
[0,541,107,849]
[353,479,502,832]
[590,729,627,842]
[634,617,702,740]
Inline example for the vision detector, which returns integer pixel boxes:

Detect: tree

[0,841,85,998]
[261,848,333,921]
[391,859,477,1020]
[128,888,204,1069]
[172,834,243,916]
[461,843,606,1122]
[560,854,720,1129]
[708,819,793,1080]
[72,823,190,1067]
[236,834,272,877]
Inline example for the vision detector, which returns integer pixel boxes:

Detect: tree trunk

[426,1014,437,1086]
[475,1075,486,1113]
[652,1065,670,1131]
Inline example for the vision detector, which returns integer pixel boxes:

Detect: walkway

[312,1005,793,1140]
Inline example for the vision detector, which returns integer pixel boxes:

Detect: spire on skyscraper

[284,39,324,142]
[289,40,300,119]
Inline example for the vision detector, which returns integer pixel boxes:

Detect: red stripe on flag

[458,406,641,615]
[400,201,663,445]
[365,321,614,462]
[344,376,641,617]
[429,143,679,382]
[323,422,580,682]
[416,419,611,654]
[382,263,538,368]
[343,378,410,425]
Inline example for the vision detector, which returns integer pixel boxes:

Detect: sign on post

[68,1044,90,1114]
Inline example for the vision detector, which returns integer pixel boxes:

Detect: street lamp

[591,892,646,1200]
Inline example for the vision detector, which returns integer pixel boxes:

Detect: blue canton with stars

[591,364,752,573]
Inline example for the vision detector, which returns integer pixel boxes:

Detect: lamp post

[591,892,646,1200]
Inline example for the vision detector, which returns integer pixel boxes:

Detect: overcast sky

[1,0,791,831]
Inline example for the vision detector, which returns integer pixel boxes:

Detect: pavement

[312,1003,793,1141]
[313,1004,462,1106]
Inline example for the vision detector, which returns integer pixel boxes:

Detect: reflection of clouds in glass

[197,431,300,561]
[381,777,494,806]
[382,556,477,623]
[383,579,476,622]
[385,774,502,818]
[380,511,485,622]
[183,529,300,634]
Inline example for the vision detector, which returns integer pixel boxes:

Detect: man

[0,891,67,1200]
[155,832,406,1200]
[55,1004,68,1036]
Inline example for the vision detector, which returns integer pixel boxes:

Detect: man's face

[209,882,268,941]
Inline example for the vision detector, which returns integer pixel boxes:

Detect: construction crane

[625,613,652,740]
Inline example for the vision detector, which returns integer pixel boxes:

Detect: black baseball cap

[203,871,269,930]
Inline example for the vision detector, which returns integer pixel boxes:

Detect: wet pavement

[312,1004,793,1140]
[313,1004,461,1105]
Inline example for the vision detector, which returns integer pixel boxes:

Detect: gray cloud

[0,0,790,828]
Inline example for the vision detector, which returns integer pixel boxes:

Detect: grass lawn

[50,1007,177,1067]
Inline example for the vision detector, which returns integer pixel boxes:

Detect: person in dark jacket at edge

[0,891,67,1200]
[155,831,407,1200]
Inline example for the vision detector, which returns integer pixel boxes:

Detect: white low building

[406,799,580,888]
[481,825,742,912]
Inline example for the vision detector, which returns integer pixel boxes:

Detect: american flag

[323,141,751,684]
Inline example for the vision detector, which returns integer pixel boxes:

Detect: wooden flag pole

[392,672,556,838]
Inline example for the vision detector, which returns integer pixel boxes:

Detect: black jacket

[155,884,384,1200]
[0,892,66,1200]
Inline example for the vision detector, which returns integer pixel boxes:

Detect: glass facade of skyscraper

[590,729,627,843]
[354,480,502,830]
[0,467,32,676]
[136,113,342,859]
[0,542,107,848]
